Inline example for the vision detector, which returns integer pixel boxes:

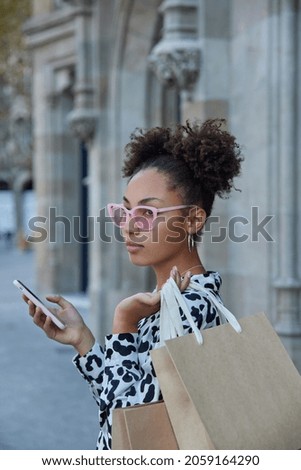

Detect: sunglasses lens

[109,206,157,230]
[132,207,156,231]
[130,216,151,231]
[111,206,126,227]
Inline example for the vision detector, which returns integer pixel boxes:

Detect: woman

[25,119,243,450]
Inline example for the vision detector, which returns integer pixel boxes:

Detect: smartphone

[13,279,66,330]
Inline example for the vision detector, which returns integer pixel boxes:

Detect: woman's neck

[154,252,206,289]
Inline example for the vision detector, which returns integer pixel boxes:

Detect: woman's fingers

[180,270,191,291]
[32,306,47,328]
[149,290,161,305]
[23,293,90,347]
[135,291,160,306]
[171,266,181,286]
[22,294,30,304]
[27,300,36,317]
[170,266,191,292]
[43,316,56,337]
[46,295,70,309]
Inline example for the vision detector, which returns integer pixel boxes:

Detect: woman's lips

[125,242,144,253]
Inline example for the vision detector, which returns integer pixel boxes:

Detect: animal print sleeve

[73,341,105,405]
[73,333,142,407]
[100,333,142,405]
[182,290,221,330]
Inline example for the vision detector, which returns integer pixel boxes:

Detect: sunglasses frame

[107,203,192,231]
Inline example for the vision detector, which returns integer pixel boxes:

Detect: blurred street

[0,243,99,450]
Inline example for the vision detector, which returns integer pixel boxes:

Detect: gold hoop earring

[188,233,195,253]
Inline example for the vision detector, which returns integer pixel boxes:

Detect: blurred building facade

[0,0,33,247]
[23,0,301,369]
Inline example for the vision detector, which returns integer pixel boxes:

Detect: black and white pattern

[73,271,223,450]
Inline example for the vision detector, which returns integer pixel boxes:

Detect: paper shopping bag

[151,312,301,450]
[112,401,179,450]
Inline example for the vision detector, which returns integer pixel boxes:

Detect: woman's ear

[186,206,207,234]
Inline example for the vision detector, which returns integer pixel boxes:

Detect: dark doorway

[80,142,89,292]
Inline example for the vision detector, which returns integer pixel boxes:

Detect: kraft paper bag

[112,401,179,450]
[151,312,301,450]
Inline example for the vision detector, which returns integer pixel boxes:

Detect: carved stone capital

[67,108,98,142]
[149,40,200,90]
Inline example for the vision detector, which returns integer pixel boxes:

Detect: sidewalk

[0,244,98,450]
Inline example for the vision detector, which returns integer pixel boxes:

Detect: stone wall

[24,5,81,293]
[24,0,301,368]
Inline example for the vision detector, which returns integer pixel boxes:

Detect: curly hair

[122,119,243,217]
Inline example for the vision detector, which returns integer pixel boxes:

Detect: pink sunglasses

[107,203,192,231]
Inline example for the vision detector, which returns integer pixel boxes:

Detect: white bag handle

[158,277,242,347]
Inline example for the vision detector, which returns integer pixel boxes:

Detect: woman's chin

[127,253,150,267]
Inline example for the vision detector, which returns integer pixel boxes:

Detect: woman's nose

[121,215,142,234]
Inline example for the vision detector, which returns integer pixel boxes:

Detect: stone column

[148,0,201,100]
[269,0,301,368]
[66,0,98,141]
[63,0,101,335]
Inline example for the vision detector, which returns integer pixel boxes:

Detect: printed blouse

[73,271,223,450]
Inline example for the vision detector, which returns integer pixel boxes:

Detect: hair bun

[170,119,243,197]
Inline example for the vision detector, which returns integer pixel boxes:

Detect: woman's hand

[112,266,191,334]
[24,295,95,356]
